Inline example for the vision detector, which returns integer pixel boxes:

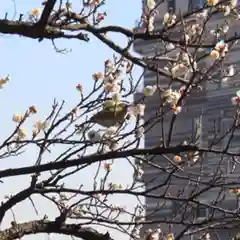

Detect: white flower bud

[136,104,145,117]
[143,85,157,96]
[163,12,170,24]
[147,0,155,10]
[171,63,188,77]
[166,43,175,51]
[224,6,231,16]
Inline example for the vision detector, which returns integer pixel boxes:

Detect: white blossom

[231,0,238,8]
[167,233,174,240]
[147,0,155,10]
[133,167,144,181]
[166,43,175,51]
[104,82,120,93]
[192,151,200,163]
[173,106,182,114]
[171,63,188,77]
[222,65,235,82]
[184,34,190,42]
[210,49,220,59]
[210,29,216,36]
[160,89,181,106]
[196,9,208,21]
[231,96,240,105]
[224,6,231,16]
[105,60,114,73]
[181,52,190,64]
[215,41,225,51]
[132,228,140,239]
[135,126,144,138]
[136,104,145,117]
[12,114,23,123]
[128,104,146,117]
[145,228,162,240]
[144,85,157,96]
[148,16,155,32]
[227,65,235,77]
[221,23,229,33]
[163,12,170,24]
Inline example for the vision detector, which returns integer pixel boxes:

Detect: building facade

[133,0,240,239]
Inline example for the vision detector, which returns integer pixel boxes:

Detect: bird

[89,102,129,128]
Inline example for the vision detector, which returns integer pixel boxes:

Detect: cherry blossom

[231,90,240,105]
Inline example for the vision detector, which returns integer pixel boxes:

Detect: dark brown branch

[0,19,89,41]
[36,0,57,30]
[0,145,239,180]
[0,145,197,179]
[86,25,240,49]
[0,220,113,240]
[0,188,33,223]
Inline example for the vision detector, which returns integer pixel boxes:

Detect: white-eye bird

[89,101,129,128]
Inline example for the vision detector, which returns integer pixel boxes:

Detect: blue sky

[0,0,142,239]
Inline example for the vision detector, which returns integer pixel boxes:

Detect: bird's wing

[89,111,116,128]
[90,109,127,128]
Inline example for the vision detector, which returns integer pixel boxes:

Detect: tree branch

[0,145,197,179]
[0,220,113,240]
[0,145,238,180]
[0,19,89,41]
[36,0,57,30]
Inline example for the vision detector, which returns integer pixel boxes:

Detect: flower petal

[237,90,240,97]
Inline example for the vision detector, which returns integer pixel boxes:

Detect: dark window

[196,205,207,218]
[168,0,175,11]
[189,0,204,10]
[228,134,240,149]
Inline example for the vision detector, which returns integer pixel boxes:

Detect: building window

[168,0,175,11]
[195,204,214,220]
[196,205,207,218]
[228,134,240,150]
[189,0,204,10]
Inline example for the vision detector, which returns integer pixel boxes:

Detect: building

[133,0,240,239]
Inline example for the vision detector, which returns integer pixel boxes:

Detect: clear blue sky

[0,0,142,239]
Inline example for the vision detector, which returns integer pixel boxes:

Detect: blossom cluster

[143,227,175,240]
[12,105,49,141]
[231,90,240,105]
[174,151,200,165]
[160,88,182,114]
[210,40,229,60]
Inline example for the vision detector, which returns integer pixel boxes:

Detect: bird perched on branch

[89,100,129,128]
